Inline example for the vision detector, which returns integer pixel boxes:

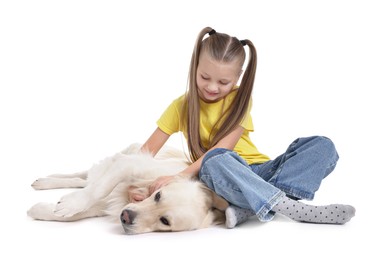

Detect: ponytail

[183,27,257,162]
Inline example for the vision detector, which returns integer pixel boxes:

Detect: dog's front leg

[54,156,131,217]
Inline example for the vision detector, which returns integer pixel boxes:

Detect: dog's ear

[200,185,228,226]
[205,187,228,225]
[211,192,229,211]
[210,208,226,225]
[201,185,229,211]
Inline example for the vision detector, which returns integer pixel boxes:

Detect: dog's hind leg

[47,171,87,179]
[31,171,88,190]
[28,202,106,221]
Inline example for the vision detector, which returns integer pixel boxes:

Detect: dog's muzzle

[120,209,136,226]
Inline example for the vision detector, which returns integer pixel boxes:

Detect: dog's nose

[120,209,136,225]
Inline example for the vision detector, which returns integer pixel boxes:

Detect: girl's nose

[207,83,219,92]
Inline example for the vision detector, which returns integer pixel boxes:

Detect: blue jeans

[199,136,339,222]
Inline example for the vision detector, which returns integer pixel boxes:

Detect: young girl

[139,27,355,228]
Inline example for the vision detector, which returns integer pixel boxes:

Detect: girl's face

[196,52,242,103]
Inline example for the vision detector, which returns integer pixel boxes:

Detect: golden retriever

[27,143,228,234]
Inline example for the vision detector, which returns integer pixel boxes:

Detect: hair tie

[208,29,216,35]
[240,40,247,46]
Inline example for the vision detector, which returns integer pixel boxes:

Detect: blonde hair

[183,27,257,162]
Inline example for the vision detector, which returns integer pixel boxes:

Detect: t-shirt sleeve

[156,99,181,135]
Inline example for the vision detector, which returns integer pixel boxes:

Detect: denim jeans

[199,136,339,222]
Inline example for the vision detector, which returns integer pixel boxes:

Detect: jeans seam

[256,190,285,221]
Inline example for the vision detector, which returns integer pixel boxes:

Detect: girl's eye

[201,75,209,80]
[220,81,229,85]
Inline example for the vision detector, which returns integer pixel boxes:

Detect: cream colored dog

[27,143,228,234]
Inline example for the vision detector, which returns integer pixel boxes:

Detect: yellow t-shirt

[156,91,270,164]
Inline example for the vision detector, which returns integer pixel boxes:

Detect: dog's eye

[154,191,161,202]
[160,216,170,226]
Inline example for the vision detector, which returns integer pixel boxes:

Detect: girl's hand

[148,175,176,195]
[148,172,194,195]
[127,185,150,202]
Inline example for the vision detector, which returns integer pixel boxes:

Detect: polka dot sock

[225,205,255,229]
[273,196,356,224]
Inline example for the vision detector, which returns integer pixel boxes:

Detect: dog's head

[120,179,228,235]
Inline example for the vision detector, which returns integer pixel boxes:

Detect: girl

[140,27,355,228]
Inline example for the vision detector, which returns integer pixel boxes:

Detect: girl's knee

[315,136,338,158]
[202,148,232,165]
[293,135,339,163]
[199,148,233,185]
[302,136,339,169]
[312,136,339,177]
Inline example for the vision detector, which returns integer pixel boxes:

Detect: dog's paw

[54,191,90,217]
[27,202,57,220]
[31,178,54,190]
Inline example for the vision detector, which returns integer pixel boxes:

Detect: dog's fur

[27,143,228,234]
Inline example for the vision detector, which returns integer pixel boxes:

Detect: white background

[1,0,383,259]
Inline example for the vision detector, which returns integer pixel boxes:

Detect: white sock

[225,205,255,228]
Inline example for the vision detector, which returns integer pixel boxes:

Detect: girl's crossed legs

[199,136,355,228]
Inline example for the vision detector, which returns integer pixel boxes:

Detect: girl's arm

[180,125,244,177]
[140,127,170,156]
[148,125,245,194]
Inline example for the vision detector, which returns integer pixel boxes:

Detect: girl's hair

[183,26,257,162]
